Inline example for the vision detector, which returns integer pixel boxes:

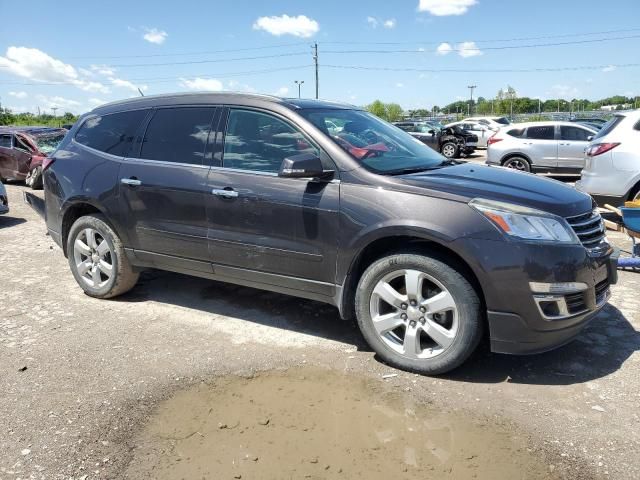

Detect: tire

[355,253,483,375]
[26,166,43,190]
[66,214,139,298]
[628,182,640,202]
[441,142,459,159]
[502,156,531,172]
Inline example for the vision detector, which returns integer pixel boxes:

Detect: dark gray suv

[29,93,618,375]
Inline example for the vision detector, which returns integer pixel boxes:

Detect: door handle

[212,188,239,198]
[121,178,142,186]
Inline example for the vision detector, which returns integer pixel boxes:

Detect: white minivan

[576,110,640,206]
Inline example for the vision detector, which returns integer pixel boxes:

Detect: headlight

[469,198,579,243]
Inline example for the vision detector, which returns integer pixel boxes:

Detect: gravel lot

[1,182,639,479]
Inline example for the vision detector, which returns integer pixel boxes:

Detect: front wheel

[355,253,483,375]
[441,142,459,159]
[67,214,139,298]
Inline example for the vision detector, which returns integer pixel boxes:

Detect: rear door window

[140,107,216,165]
[525,125,555,140]
[506,128,525,138]
[75,109,149,156]
[560,126,592,141]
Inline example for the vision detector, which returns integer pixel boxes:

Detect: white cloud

[396,82,405,88]
[0,46,110,93]
[88,98,107,107]
[602,65,616,73]
[457,41,483,57]
[109,76,147,93]
[227,80,256,93]
[36,94,83,113]
[9,91,28,99]
[366,16,379,28]
[142,27,167,45]
[548,84,579,99]
[383,19,397,29]
[179,77,224,91]
[275,86,289,96]
[253,15,319,38]
[418,0,477,16]
[90,64,115,76]
[436,42,453,55]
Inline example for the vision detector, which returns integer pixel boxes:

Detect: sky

[0,0,638,115]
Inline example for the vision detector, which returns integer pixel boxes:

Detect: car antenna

[137,88,144,97]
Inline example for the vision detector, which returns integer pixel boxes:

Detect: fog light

[529,282,588,294]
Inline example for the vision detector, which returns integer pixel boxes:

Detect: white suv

[576,110,640,206]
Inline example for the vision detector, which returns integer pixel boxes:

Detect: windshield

[495,117,510,125]
[34,133,65,154]
[299,109,445,174]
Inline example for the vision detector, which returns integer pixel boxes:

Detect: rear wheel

[67,214,139,298]
[441,142,459,159]
[25,166,43,190]
[355,253,483,375]
[502,156,531,172]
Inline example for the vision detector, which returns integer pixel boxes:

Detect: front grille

[565,291,586,314]
[566,210,606,248]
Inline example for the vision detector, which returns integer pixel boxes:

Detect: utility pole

[467,85,476,116]
[557,99,560,112]
[294,80,304,98]
[538,98,541,115]
[312,43,319,99]
[51,106,59,127]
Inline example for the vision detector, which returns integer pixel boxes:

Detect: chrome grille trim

[566,210,606,249]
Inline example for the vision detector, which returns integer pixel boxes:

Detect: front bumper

[454,237,618,355]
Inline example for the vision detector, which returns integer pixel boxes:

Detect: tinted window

[140,107,215,165]
[593,116,624,140]
[495,117,510,125]
[76,109,148,156]
[560,126,592,141]
[507,128,525,138]
[0,134,11,148]
[526,125,555,140]
[223,109,319,173]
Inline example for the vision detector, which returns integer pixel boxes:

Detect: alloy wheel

[73,228,113,288]
[442,144,456,158]
[504,158,528,171]
[369,269,459,359]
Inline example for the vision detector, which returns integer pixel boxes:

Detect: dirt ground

[1,183,639,480]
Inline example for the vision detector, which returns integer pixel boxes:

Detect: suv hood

[398,164,593,218]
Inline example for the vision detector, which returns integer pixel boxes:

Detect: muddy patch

[125,368,557,479]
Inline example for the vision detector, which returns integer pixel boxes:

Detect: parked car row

[0,127,67,189]
[23,92,617,376]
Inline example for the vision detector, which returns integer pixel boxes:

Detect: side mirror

[587,135,594,141]
[428,129,435,135]
[279,153,333,180]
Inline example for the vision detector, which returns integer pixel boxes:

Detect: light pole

[294,80,304,99]
[467,85,476,116]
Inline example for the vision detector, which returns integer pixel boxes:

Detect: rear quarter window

[506,128,525,138]
[525,125,555,140]
[75,109,149,156]
[592,116,624,140]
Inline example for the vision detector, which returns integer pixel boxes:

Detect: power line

[65,42,311,59]
[322,34,640,55]
[319,27,640,46]
[99,51,310,68]
[323,63,640,73]
[0,65,313,87]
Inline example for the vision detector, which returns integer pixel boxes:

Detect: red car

[0,127,67,189]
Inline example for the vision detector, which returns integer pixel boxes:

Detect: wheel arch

[500,152,531,166]
[60,199,109,257]
[339,232,487,324]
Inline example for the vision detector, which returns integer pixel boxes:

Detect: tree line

[368,89,638,120]
[0,108,78,127]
